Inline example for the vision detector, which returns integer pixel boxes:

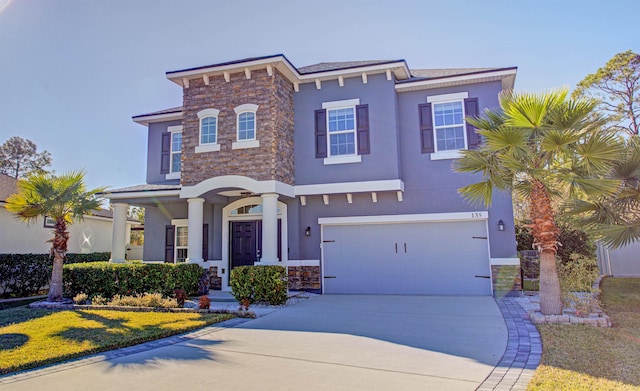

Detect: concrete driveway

[1,295,507,391]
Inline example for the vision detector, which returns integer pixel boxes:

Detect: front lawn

[528,278,640,390]
[0,306,233,375]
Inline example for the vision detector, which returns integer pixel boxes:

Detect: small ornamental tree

[4,171,106,302]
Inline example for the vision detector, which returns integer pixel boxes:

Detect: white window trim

[195,144,221,153]
[232,139,260,149]
[234,104,258,143]
[166,126,182,180]
[323,155,362,165]
[171,219,188,264]
[322,98,360,110]
[427,92,469,159]
[322,98,360,165]
[196,108,220,153]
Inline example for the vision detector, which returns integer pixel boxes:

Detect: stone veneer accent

[287,266,321,290]
[491,264,522,297]
[180,68,295,186]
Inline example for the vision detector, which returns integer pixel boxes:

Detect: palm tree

[4,171,105,302]
[456,89,622,315]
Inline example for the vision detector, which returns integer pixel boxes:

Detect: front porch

[105,176,320,292]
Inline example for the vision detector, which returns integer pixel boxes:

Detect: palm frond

[458,181,495,207]
[574,131,623,175]
[595,224,640,249]
[502,88,568,129]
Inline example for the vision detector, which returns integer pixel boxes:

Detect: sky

[0,0,638,191]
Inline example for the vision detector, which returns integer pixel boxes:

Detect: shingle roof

[132,106,183,119]
[298,60,402,74]
[0,173,17,202]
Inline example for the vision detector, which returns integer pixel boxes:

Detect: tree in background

[0,136,52,178]
[4,171,105,302]
[456,89,621,315]
[573,50,640,136]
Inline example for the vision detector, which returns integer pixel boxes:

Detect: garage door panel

[323,221,491,295]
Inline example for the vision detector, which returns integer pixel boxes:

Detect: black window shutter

[165,225,175,263]
[202,223,209,260]
[418,103,434,153]
[315,109,327,158]
[160,132,171,174]
[464,97,481,149]
[356,104,370,155]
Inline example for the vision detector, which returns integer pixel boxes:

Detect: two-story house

[105,54,519,296]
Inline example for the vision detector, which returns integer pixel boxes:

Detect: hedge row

[0,252,110,298]
[230,265,288,306]
[63,262,203,298]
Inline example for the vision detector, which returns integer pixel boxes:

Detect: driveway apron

[1,295,507,391]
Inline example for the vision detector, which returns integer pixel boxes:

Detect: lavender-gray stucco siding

[146,120,181,185]
[294,73,401,184]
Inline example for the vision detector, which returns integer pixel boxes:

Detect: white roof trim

[396,69,517,92]
[166,57,411,89]
[295,179,404,196]
[105,189,181,200]
[132,111,183,126]
[318,211,488,225]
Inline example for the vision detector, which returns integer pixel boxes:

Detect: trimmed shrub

[0,252,110,298]
[230,265,287,306]
[109,293,178,308]
[63,262,202,298]
[73,292,89,304]
[0,254,50,297]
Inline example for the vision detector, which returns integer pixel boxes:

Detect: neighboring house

[105,54,519,295]
[0,173,136,254]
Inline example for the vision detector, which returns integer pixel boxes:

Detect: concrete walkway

[0,295,538,390]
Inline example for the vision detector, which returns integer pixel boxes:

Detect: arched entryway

[221,196,288,288]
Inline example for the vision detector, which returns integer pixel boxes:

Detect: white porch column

[260,192,279,264]
[110,202,129,263]
[186,197,204,264]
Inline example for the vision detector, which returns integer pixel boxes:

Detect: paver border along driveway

[1,295,507,391]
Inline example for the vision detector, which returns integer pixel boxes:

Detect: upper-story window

[238,112,255,140]
[170,131,182,173]
[233,104,259,149]
[419,92,479,160]
[328,107,356,156]
[161,125,182,180]
[433,101,465,152]
[317,98,369,165]
[196,108,220,153]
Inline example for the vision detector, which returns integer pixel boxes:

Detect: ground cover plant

[528,278,640,390]
[0,306,233,375]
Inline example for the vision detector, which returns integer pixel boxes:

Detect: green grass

[528,278,640,390]
[0,297,44,310]
[0,306,234,375]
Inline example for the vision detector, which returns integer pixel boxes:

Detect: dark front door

[231,221,258,269]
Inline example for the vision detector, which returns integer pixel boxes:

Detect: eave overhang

[396,67,518,92]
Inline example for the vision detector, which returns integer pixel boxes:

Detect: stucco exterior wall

[294,73,401,185]
[147,119,182,184]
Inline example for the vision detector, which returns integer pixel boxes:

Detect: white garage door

[322,220,492,295]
